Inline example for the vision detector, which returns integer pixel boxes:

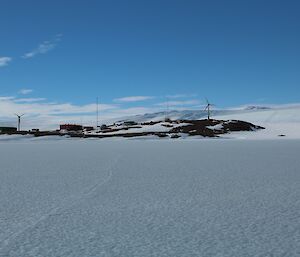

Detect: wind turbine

[204,98,215,120]
[15,113,25,131]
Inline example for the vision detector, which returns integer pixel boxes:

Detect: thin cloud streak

[19,89,33,95]
[166,94,197,99]
[22,34,62,59]
[114,96,154,103]
[14,98,46,103]
[156,100,200,107]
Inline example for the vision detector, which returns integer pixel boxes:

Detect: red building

[60,124,83,131]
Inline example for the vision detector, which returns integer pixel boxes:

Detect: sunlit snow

[0,140,299,256]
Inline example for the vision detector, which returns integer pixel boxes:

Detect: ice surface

[0,140,300,257]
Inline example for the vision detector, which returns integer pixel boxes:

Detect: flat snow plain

[0,139,300,257]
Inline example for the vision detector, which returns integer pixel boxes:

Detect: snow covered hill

[1,104,299,141]
[83,119,263,139]
[214,105,300,139]
[117,104,300,139]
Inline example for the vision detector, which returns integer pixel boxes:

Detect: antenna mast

[96,97,99,130]
[165,101,169,121]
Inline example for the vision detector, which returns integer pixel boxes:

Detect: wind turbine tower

[204,98,215,120]
[15,113,25,131]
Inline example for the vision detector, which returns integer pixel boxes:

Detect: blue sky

[0,0,300,128]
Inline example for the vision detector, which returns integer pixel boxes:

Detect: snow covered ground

[119,105,300,140]
[86,122,190,136]
[0,140,300,257]
[214,106,300,139]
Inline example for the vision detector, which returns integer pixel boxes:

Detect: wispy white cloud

[0,96,15,101]
[14,98,46,103]
[114,96,154,103]
[166,93,197,99]
[156,100,200,107]
[22,34,62,59]
[0,94,156,130]
[0,57,12,67]
[18,89,33,95]
[2,91,300,130]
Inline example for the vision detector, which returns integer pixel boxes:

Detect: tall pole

[18,116,20,131]
[96,97,99,130]
[165,101,169,121]
[167,101,169,118]
[207,104,210,120]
